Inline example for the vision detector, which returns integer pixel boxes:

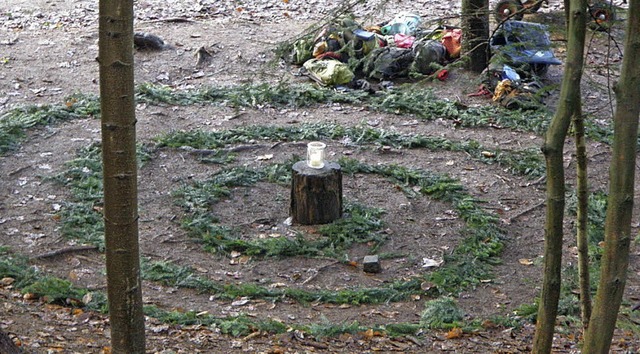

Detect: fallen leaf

[362,328,375,339]
[66,298,84,307]
[256,154,273,161]
[269,346,285,354]
[12,337,22,347]
[481,319,498,329]
[232,298,250,306]
[445,327,463,339]
[379,311,399,318]
[422,257,444,268]
[389,340,410,350]
[80,293,93,307]
[72,308,84,316]
[23,293,38,300]
[65,98,77,107]
[420,281,434,291]
[519,258,534,266]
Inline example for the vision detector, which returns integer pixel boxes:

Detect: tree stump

[290,161,342,225]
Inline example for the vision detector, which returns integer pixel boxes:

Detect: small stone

[363,255,381,273]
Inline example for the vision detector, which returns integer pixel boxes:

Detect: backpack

[363,47,415,80]
[411,39,446,75]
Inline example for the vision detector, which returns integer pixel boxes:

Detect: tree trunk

[583,1,640,351]
[99,0,146,352]
[574,109,592,329]
[571,0,592,323]
[0,329,22,354]
[532,1,587,352]
[461,0,489,73]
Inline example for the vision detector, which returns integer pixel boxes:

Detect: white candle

[307,142,326,169]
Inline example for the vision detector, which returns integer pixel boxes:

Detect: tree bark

[99,0,146,352]
[461,0,489,73]
[574,108,592,329]
[583,1,640,351]
[0,329,22,354]
[532,1,587,352]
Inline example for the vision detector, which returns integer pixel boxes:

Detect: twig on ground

[141,17,198,23]
[524,174,546,187]
[32,245,99,259]
[301,260,341,285]
[8,165,31,176]
[301,340,329,350]
[180,144,266,156]
[508,200,545,223]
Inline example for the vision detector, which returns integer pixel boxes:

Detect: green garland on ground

[0,80,617,156]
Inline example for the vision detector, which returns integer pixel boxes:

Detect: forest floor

[1,0,640,353]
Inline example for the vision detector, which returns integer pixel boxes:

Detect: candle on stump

[307,142,326,169]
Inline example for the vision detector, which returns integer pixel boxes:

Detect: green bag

[411,39,446,75]
[363,47,415,80]
[303,59,354,86]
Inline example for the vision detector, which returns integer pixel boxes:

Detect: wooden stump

[290,161,342,225]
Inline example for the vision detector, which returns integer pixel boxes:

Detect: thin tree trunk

[583,1,640,351]
[574,108,591,329]
[461,0,489,73]
[532,0,587,352]
[570,0,592,323]
[99,0,146,352]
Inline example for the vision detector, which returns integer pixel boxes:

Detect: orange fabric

[437,69,448,81]
[441,28,462,58]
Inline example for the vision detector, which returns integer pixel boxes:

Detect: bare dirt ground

[1,0,640,353]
